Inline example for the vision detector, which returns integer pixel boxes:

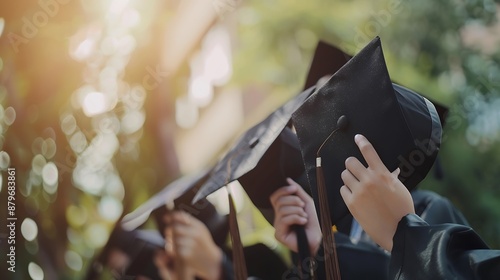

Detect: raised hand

[270,178,322,256]
[340,134,415,251]
[163,211,223,280]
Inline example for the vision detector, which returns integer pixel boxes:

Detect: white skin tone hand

[270,178,322,256]
[340,134,415,252]
[163,211,223,280]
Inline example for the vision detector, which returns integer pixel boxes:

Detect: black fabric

[239,127,306,224]
[291,37,442,225]
[284,232,390,280]
[123,230,165,279]
[221,244,288,280]
[303,41,351,91]
[284,189,474,280]
[412,189,470,226]
[244,243,289,280]
[85,228,165,280]
[390,214,500,280]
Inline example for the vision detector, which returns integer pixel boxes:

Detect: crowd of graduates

[86,38,500,280]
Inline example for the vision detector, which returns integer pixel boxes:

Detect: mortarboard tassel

[316,159,341,280]
[228,189,248,280]
[315,115,348,280]
[224,150,249,280]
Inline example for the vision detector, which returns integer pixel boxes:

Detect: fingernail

[354,134,363,143]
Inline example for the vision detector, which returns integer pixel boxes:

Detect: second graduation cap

[291,36,442,227]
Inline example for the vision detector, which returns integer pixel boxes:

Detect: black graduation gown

[390,214,500,280]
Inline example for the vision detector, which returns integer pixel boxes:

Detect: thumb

[392,167,400,177]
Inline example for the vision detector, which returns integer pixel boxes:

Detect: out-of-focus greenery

[0,0,499,279]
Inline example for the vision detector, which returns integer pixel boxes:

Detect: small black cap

[292,37,442,225]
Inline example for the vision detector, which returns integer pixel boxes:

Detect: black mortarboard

[192,40,355,224]
[190,42,356,279]
[190,88,313,280]
[192,87,313,203]
[237,126,305,224]
[291,37,441,279]
[292,36,441,225]
[303,41,351,91]
[121,170,229,247]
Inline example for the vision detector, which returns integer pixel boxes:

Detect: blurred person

[157,210,288,280]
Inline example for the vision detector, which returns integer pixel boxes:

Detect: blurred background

[0,0,499,279]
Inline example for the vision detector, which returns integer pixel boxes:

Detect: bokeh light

[61,114,77,135]
[21,218,38,242]
[188,76,213,107]
[98,196,123,221]
[66,205,88,228]
[65,250,83,271]
[83,91,108,117]
[67,228,83,246]
[121,110,145,134]
[41,139,57,159]
[0,17,4,37]
[28,262,44,280]
[31,137,44,155]
[202,28,232,86]
[3,106,16,126]
[84,223,108,248]
[69,131,88,154]
[31,154,46,175]
[0,150,10,170]
[42,162,59,194]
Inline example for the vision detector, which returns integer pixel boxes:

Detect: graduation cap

[120,171,229,279]
[430,101,448,180]
[190,41,355,279]
[192,87,314,202]
[291,37,442,279]
[190,88,313,279]
[303,40,352,91]
[121,170,228,244]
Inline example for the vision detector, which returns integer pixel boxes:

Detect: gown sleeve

[390,214,500,280]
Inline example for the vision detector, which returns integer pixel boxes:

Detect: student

[157,210,289,280]
[272,134,500,279]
